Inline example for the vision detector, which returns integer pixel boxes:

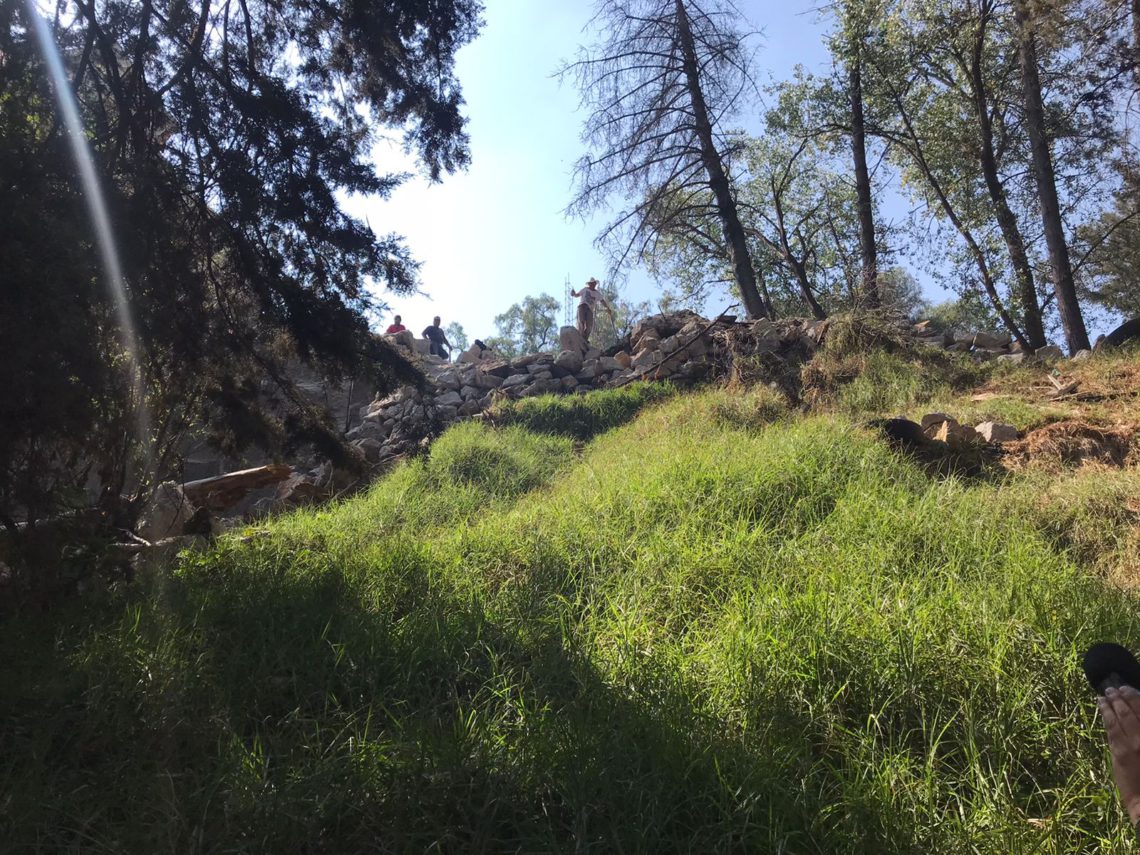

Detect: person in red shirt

[385,315,406,334]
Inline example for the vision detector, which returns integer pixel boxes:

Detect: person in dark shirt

[385,315,406,334]
[422,316,451,359]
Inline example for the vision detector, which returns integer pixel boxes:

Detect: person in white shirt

[570,277,615,344]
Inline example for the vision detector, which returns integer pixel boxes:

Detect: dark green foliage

[0,0,482,527]
[489,382,675,441]
[487,294,562,358]
[1080,160,1140,318]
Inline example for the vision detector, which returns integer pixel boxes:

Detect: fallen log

[182,464,292,511]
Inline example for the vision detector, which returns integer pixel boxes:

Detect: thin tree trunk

[879,85,1029,347]
[1012,0,1090,353]
[769,199,828,320]
[969,7,1045,347]
[675,0,769,319]
[850,54,880,309]
[1133,0,1140,93]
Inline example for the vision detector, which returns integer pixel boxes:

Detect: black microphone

[1082,642,1140,696]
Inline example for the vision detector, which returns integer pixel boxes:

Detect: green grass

[2,385,1139,852]
[487,381,674,441]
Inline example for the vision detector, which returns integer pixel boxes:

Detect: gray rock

[458,399,482,417]
[433,369,462,391]
[502,373,530,389]
[1071,349,1093,361]
[598,356,624,372]
[973,330,1011,349]
[434,390,463,408]
[920,413,954,434]
[528,378,560,395]
[555,349,584,374]
[1034,345,1064,361]
[685,336,710,358]
[456,344,487,364]
[631,349,662,370]
[435,405,458,422]
[353,437,385,463]
[471,371,504,389]
[584,348,602,361]
[561,375,579,389]
[481,360,513,378]
[460,385,480,400]
[974,421,1019,443]
[997,352,1027,363]
[559,325,588,355]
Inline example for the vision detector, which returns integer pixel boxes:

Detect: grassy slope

[3,371,1140,853]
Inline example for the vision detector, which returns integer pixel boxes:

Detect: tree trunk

[881,85,1029,347]
[675,0,769,319]
[849,54,880,309]
[969,11,1045,347]
[1012,0,1090,353]
[1133,0,1140,93]
[768,200,828,320]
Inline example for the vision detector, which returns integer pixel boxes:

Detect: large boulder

[555,349,584,374]
[973,330,1011,350]
[631,348,662,371]
[559,325,588,355]
[384,329,416,351]
[434,390,463,408]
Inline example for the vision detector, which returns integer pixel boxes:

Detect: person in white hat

[570,277,615,344]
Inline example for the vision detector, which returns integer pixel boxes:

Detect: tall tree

[739,132,858,319]
[831,1,884,309]
[564,0,770,319]
[1,0,482,528]
[488,295,561,357]
[964,0,1046,346]
[1011,0,1091,352]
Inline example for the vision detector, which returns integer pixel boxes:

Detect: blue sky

[348,0,925,341]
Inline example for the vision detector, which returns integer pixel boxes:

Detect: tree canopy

[0,0,482,527]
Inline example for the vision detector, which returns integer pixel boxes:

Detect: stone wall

[911,321,1073,361]
[191,313,1080,518]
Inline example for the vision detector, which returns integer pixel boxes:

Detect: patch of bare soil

[1002,420,1136,470]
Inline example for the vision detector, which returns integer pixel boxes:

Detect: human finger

[1118,685,1140,720]
[1100,695,1124,740]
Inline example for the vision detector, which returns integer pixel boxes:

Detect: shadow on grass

[1,545,921,854]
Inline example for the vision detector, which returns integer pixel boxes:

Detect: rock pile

[180,311,1087,521]
[911,320,1069,361]
[346,312,843,464]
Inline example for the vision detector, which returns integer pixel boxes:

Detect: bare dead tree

[562,0,771,319]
